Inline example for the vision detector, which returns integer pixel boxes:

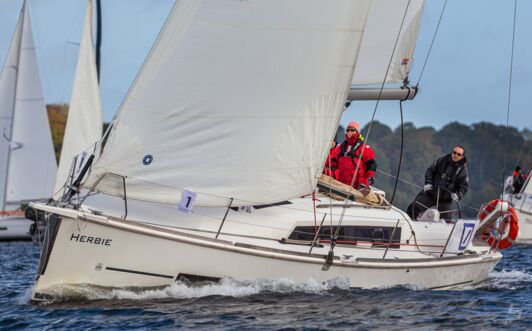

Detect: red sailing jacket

[331,134,377,189]
[323,145,339,178]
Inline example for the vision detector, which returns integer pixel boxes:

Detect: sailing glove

[451,193,459,201]
[368,177,375,186]
[423,184,432,192]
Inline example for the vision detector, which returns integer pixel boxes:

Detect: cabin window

[288,225,401,248]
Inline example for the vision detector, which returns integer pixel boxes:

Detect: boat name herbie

[70,233,111,246]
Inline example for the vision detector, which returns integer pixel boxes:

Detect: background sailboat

[54,0,103,200]
[0,1,56,240]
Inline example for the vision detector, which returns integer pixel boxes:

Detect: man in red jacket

[331,122,377,189]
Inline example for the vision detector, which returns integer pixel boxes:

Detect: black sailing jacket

[424,153,469,202]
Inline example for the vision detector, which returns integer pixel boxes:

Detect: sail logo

[70,233,112,246]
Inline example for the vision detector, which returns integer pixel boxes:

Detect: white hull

[505,192,532,243]
[0,215,33,240]
[32,203,502,300]
[515,209,532,244]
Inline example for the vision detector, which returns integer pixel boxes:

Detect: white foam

[489,269,532,284]
[41,277,351,302]
[467,269,532,290]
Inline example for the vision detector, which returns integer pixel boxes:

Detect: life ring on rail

[479,199,519,250]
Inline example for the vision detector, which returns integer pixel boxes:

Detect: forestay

[0,2,56,209]
[85,0,371,206]
[352,0,425,86]
[54,0,102,199]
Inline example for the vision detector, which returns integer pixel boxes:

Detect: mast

[1,3,25,211]
[95,0,102,82]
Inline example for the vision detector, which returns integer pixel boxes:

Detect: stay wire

[416,0,448,87]
[390,100,405,205]
[327,0,413,260]
[502,0,518,197]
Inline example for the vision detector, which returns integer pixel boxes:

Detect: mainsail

[0,2,57,210]
[350,0,425,100]
[54,0,103,199]
[85,0,371,206]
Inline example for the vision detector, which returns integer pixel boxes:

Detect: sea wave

[37,277,351,303]
[467,269,532,291]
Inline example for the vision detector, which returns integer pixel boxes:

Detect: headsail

[350,0,425,100]
[85,0,371,207]
[0,2,57,209]
[54,0,103,199]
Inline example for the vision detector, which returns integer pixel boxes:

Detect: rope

[416,0,448,87]
[502,0,518,197]
[57,0,84,103]
[377,169,480,213]
[390,100,405,205]
[326,1,414,263]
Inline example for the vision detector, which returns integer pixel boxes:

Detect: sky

[0,0,530,132]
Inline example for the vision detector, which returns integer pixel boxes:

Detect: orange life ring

[480,199,519,250]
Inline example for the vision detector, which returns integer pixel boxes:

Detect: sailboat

[53,0,103,201]
[0,1,57,240]
[30,0,508,300]
[27,0,103,243]
[504,170,532,243]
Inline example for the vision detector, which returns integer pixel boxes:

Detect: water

[1,242,531,330]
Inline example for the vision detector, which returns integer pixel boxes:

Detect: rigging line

[329,0,413,257]
[390,100,405,205]
[502,0,518,194]
[377,169,480,212]
[416,0,448,87]
[56,0,84,103]
[377,169,422,189]
[515,137,526,167]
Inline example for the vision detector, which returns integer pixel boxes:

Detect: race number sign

[445,220,478,254]
[178,190,197,213]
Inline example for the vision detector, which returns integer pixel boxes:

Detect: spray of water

[37,277,351,303]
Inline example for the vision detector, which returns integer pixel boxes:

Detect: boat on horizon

[0,1,57,240]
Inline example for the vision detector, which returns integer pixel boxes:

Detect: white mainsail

[0,7,22,211]
[352,0,425,86]
[54,0,103,199]
[0,1,56,210]
[85,0,371,206]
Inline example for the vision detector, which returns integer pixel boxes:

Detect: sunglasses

[346,129,357,132]
[452,151,463,157]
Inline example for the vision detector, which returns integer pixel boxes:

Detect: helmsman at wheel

[407,145,469,221]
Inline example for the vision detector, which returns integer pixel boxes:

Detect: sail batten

[86,0,371,206]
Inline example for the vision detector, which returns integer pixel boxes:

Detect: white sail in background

[0,8,22,210]
[54,0,103,199]
[352,0,425,85]
[86,0,371,206]
[1,2,56,208]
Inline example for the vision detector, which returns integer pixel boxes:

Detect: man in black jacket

[406,146,469,221]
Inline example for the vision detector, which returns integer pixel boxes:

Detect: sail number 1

[178,190,197,213]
